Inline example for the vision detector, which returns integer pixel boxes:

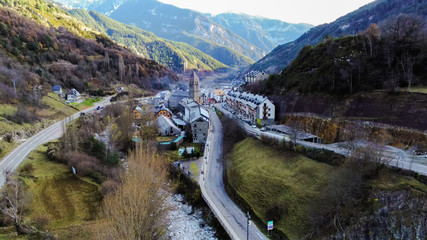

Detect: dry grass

[18,145,102,238]
[229,138,334,238]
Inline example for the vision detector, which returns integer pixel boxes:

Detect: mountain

[53,0,265,65]
[208,13,312,52]
[0,0,177,95]
[100,0,262,63]
[69,9,230,72]
[55,0,126,15]
[250,19,427,96]
[248,0,427,74]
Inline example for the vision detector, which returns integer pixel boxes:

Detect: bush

[30,215,50,230]
[101,180,120,196]
[19,162,34,177]
[305,147,344,166]
[6,106,39,124]
[169,142,177,150]
[84,136,107,161]
[265,204,288,223]
[105,150,120,166]
[4,134,14,143]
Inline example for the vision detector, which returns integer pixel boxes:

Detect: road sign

[267,221,273,230]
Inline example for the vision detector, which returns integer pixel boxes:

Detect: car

[252,125,257,128]
[260,127,266,132]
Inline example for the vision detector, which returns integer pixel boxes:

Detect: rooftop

[214,89,225,96]
[227,90,269,108]
[155,106,172,115]
[157,115,181,135]
[245,70,266,77]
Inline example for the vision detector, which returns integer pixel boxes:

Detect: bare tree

[381,15,426,91]
[0,173,30,235]
[340,121,367,156]
[288,121,303,150]
[95,143,170,240]
[363,24,380,57]
[408,146,418,171]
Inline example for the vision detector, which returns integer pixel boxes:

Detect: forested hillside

[69,9,229,72]
[248,0,427,74]
[0,0,176,98]
[249,15,427,96]
[75,0,262,64]
[0,0,176,158]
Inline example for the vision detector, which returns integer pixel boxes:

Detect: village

[50,68,326,164]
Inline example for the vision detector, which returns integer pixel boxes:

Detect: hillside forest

[0,1,177,107]
[247,15,427,95]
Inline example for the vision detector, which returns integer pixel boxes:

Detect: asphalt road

[215,103,427,176]
[0,97,112,187]
[199,108,268,240]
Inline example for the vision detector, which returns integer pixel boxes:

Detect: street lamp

[247,211,251,240]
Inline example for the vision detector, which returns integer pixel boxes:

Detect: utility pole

[247,211,251,240]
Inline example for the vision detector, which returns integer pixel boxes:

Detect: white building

[226,90,275,125]
[244,71,268,84]
[179,98,201,123]
[212,89,226,103]
[67,88,80,102]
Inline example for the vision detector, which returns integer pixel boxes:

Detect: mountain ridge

[52,0,312,67]
[208,12,312,52]
[69,9,234,72]
[247,0,427,75]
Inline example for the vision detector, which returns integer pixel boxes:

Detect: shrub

[101,179,120,196]
[4,134,14,143]
[295,145,305,153]
[265,204,288,223]
[169,142,177,151]
[105,150,120,166]
[30,215,50,230]
[84,136,107,161]
[6,106,39,124]
[19,162,34,177]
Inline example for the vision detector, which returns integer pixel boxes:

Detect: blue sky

[158,0,376,25]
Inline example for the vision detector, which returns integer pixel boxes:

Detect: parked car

[260,127,266,132]
[252,125,257,128]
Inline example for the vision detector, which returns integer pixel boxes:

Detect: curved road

[199,109,268,240]
[0,97,111,187]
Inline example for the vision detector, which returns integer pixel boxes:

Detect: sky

[158,0,376,25]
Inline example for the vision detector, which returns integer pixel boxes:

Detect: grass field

[407,86,427,94]
[73,98,102,110]
[156,136,177,142]
[41,93,77,118]
[16,145,102,239]
[229,138,334,238]
[229,138,427,239]
[163,142,203,162]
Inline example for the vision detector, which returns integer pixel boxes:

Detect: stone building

[189,72,203,104]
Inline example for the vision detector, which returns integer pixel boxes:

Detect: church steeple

[189,72,201,104]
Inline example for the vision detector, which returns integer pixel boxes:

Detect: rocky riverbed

[167,194,217,240]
